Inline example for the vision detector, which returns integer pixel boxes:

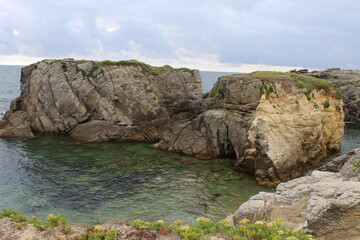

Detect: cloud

[0,0,360,70]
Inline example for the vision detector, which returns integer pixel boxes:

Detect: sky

[0,0,359,72]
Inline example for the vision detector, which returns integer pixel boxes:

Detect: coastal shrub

[131,218,316,240]
[323,100,330,108]
[0,209,73,234]
[76,226,117,240]
[261,83,277,100]
[334,89,342,100]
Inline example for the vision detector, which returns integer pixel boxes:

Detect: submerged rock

[230,148,360,240]
[0,59,204,141]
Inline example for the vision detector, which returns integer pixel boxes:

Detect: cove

[0,133,269,225]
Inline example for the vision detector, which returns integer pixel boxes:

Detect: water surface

[0,134,268,224]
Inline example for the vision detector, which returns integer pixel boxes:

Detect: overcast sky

[0,0,359,71]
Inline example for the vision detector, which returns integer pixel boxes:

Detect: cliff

[158,72,344,187]
[0,59,204,141]
[291,68,360,123]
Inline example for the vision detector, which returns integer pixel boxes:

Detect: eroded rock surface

[156,77,261,159]
[230,149,360,240]
[0,59,204,141]
[293,68,360,123]
[158,73,344,186]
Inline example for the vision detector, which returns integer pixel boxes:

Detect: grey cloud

[1,0,360,69]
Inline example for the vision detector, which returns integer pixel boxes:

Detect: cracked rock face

[0,59,204,141]
[156,76,261,159]
[158,74,344,187]
[230,149,360,240]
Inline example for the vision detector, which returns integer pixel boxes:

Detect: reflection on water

[0,134,269,225]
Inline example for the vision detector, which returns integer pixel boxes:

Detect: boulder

[0,59,204,142]
[230,149,360,240]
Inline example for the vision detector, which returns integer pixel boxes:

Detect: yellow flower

[239,219,250,225]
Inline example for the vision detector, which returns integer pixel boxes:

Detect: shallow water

[0,134,269,224]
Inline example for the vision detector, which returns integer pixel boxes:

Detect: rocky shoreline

[0,60,359,239]
[230,148,360,240]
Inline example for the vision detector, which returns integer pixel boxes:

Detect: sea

[0,65,359,225]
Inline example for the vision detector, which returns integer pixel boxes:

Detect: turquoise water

[0,134,268,225]
[0,66,359,225]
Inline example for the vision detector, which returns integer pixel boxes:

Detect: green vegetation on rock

[261,83,277,100]
[0,209,72,234]
[352,159,360,168]
[323,100,330,108]
[76,226,117,240]
[224,71,335,101]
[208,84,223,99]
[131,218,316,240]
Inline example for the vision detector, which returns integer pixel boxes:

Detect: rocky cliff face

[230,148,360,240]
[158,72,344,187]
[292,68,360,123]
[0,62,345,187]
[0,59,204,141]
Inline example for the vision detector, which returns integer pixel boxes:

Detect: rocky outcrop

[0,59,204,141]
[155,77,261,159]
[158,72,344,187]
[292,68,360,123]
[230,148,360,240]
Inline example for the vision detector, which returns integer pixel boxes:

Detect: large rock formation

[0,61,345,187]
[230,148,360,240]
[292,68,360,123]
[157,72,344,187]
[0,59,204,141]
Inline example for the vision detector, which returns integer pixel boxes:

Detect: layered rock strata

[0,62,345,187]
[158,73,344,187]
[292,68,360,123]
[230,148,360,240]
[0,59,204,141]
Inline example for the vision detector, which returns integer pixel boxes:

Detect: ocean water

[0,66,359,225]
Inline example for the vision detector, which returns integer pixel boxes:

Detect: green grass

[224,71,335,101]
[48,59,62,65]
